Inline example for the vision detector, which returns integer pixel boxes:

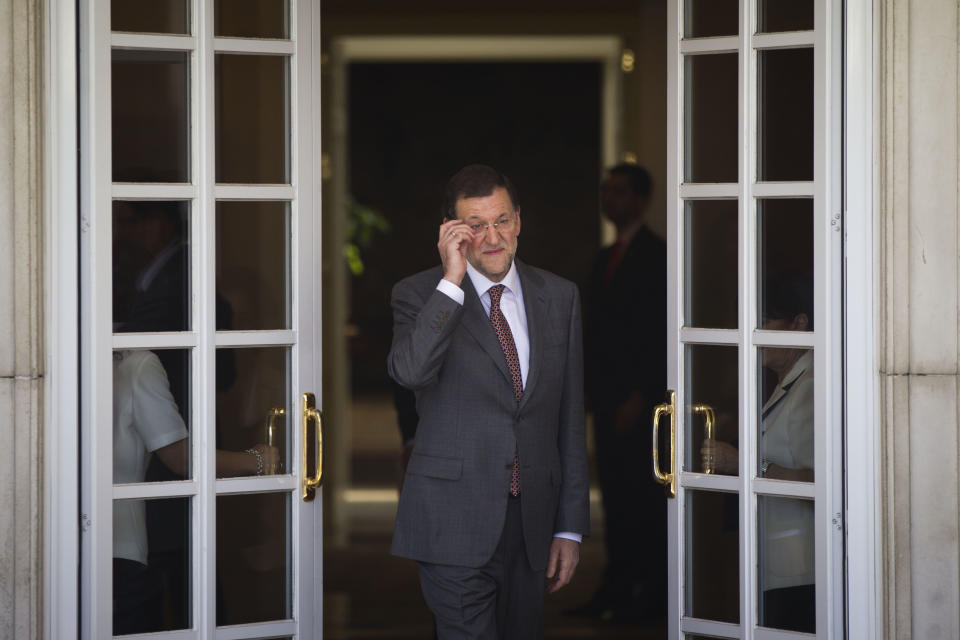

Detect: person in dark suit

[388,164,590,639]
[570,164,667,623]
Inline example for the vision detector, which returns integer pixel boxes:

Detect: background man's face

[600,174,644,226]
[456,186,521,282]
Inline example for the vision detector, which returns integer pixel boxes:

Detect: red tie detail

[603,241,625,287]
[488,284,522,497]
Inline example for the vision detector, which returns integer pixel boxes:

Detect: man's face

[600,174,645,226]
[455,186,521,282]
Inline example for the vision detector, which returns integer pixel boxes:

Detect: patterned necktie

[488,284,522,496]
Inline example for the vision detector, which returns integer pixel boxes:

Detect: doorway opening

[320,34,664,638]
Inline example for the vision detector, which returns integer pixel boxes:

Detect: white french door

[79,1,322,638]
[657,1,843,638]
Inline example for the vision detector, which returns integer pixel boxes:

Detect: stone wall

[0,0,44,638]
[880,0,960,638]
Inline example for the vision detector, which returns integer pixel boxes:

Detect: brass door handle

[265,407,285,475]
[691,403,716,474]
[652,389,677,499]
[302,393,323,501]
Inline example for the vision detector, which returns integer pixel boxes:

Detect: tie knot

[488,284,505,308]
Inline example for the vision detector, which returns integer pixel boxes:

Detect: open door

[79,0,323,637]
[656,1,844,638]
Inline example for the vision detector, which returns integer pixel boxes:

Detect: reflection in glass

[216,55,289,184]
[684,0,739,38]
[113,497,191,634]
[216,202,290,330]
[112,49,190,183]
[685,491,739,623]
[216,348,289,477]
[760,0,814,32]
[113,201,190,333]
[113,349,191,484]
[684,200,738,329]
[758,495,816,632]
[112,0,189,34]
[215,0,288,38]
[217,492,291,624]
[759,48,814,181]
[685,54,739,183]
[759,348,814,481]
[685,345,738,475]
[759,200,813,328]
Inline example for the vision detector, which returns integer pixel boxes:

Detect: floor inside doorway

[322,395,667,639]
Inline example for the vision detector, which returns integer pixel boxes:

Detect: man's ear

[514,208,521,236]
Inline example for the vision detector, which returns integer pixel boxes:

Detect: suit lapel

[518,261,548,411]
[459,275,512,384]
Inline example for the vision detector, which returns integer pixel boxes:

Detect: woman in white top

[113,350,278,634]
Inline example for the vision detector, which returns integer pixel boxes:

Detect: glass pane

[758,48,814,181]
[215,0,288,38]
[760,0,814,32]
[112,0,189,34]
[758,199,813,329]
[217,492,291,624]
[112,49,190,183]
[759,348,814,481]
[684,200,738,329]
[758,495,816,632]
[113,497,191,634]
[216,54,289,184]
[685,345,738,475]
[114,349,191,483]
[684,0,739,38]
[216,202,289,330]
[215,347,289,477]
[685,54,739,183]
[685,490,739,622]
[113,201,191,332]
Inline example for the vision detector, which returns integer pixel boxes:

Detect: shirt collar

[466,259,521,299]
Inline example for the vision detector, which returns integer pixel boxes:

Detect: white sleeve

[131,353,189,452]
[435,278,465,305]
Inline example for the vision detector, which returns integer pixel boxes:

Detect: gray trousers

[417,496,545,639]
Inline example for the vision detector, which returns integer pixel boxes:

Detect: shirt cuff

[436,278,465,305]
[553,532,582,543]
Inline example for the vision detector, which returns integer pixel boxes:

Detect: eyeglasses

[464,216,516,237]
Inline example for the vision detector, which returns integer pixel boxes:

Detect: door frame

[42,3,882,639]
[842,0,882,637]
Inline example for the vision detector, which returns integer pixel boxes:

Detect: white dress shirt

[436,261,582,544]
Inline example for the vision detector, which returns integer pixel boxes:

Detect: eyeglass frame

[462,214,518,237]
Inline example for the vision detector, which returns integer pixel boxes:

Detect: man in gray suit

[388,164,590,639]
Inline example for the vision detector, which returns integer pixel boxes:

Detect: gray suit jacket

[387,260,590,571]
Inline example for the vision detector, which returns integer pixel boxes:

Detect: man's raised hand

[438,219,471,286]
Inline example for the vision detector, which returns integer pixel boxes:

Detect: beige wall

[0,0,44,638]
[880,0,960,638]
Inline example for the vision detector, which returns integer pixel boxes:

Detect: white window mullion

[665,4,682,640]
[111,32,196,51]
[739,0,759,637]
[198,0,217,637]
